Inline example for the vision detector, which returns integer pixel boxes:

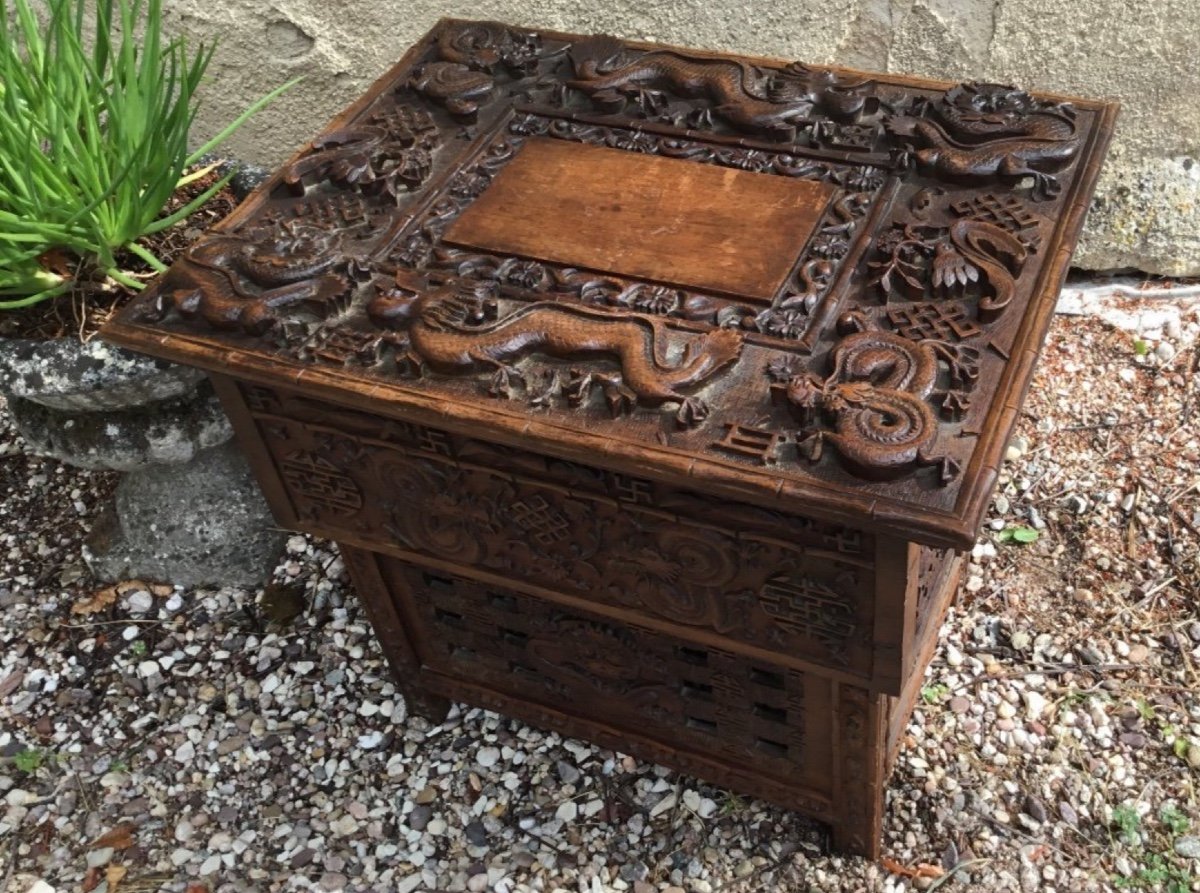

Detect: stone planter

[0,161,286,588]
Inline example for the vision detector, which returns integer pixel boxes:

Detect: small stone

[86,846,114,868]
[1023,795,1048,824]
[1022,691,1047,720]
[1175,836,1200,859]
[175,819,195,842]
[126,589,154,613]
[556,759,582,785]
[408,805,431,831]
[320,872,348,891]
[1059,802,1079,826]
[1010,630,1032,651]
[464,820,488,847]
[171,847,194,866]
[425,817,447,835]
[1155,341,1177,362]
[356,731,383,750]
[476,746,501,769]
[994,494,1010,514]
[556,800,578,823]
[949,696,970,715]
[1127,643,1149,663]
[174,741,195,763]
[997,701,1017,719]
[1063,494,1089,514]
[216,735,245,756]
[199,854,221,875]
[414,785,437,805]
[136,660,160,679]
[1186,744,1200,769]
[682,789,702,813]
[467,874,488,893]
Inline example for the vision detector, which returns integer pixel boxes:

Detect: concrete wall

[170,0,1200,276]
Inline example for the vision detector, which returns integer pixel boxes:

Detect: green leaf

[1134,339,1149,356]
[0,0,296,310]
[1011,527,1039,543]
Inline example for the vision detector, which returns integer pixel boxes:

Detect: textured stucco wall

[169,0,1200,275]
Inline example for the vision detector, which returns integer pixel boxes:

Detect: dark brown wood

[99,19,1117,858]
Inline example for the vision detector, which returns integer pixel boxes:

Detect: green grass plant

[0,0,296,309]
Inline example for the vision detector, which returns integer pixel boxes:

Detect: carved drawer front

[382,559,834,793]
[240,384,886,686]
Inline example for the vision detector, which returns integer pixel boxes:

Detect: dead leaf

[259,581,307,625]
[150,584,174,597]
[82,867,102,892]
[71,585,118,616]
[90,822,135,850]
[0,671,24,698]
[185,884,210,893]
[115,580,150,595]
[881,857,945,879]
[106,865,128,893]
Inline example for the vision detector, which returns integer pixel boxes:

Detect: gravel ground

[1,282,1199,893]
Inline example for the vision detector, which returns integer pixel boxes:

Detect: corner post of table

[830,681,887,859]
[339,545,451,723]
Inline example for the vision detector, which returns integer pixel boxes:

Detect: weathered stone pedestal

[0,337,284,587]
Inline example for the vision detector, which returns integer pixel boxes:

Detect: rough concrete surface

[83,440,287,587]
[171,0,1199,276]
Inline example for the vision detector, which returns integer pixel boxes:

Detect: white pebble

[476,746,501,769]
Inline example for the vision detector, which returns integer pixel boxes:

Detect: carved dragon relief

[366,278,744,426]
[280,105,441,200]
[138,225,355,335]
[119,21,1107,490]
[763,319,979,483]
[887,82,1082,200]
[564,36,880,141]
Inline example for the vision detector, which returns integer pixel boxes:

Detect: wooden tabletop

[102,19,1118,549]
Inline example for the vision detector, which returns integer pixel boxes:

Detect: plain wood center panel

[443,137,834,302]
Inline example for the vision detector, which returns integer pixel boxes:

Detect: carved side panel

[913,545,955,646]
[384,559,829,789]
[240,383,884,683]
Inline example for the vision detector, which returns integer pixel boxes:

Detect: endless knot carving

[886,302,981,342]
[509,495,571,545]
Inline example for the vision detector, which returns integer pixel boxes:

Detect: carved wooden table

[101,20,1117,856]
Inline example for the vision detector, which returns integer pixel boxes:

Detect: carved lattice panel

[243,386,881,684]
[392,562,822,784]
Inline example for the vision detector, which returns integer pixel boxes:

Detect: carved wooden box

[101,19,1117,857]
